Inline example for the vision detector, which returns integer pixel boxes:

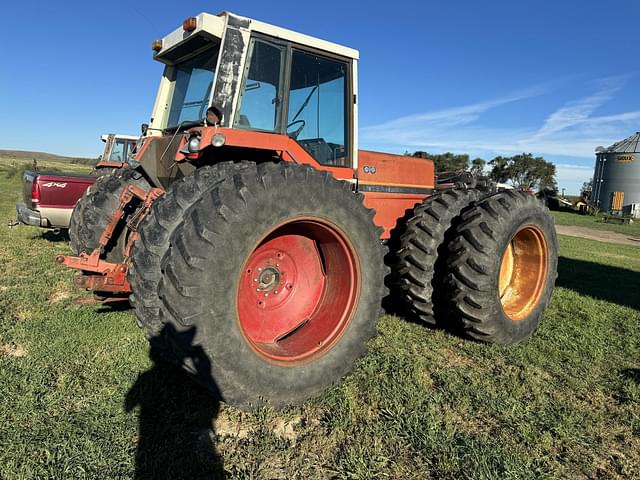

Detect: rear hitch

[57,184,164,299]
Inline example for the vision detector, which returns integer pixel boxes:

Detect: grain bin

[592,131,640,214]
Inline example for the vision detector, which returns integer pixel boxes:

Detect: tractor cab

[98,134,139,168]
[144,12,358,173]
[138,11,433,236]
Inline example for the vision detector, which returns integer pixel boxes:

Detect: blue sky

[0,1,638,194]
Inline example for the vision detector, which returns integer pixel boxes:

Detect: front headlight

[187,135,201,153]
[211,133,226,147]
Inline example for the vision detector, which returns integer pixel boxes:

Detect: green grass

[551,209,640,238]
[1,161,639,479]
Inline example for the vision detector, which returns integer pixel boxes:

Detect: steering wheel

[287,120,306,140]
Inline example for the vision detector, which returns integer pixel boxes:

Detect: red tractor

[60,12,558,408]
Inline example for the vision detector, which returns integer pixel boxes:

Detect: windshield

[166,46,219,128]
[108,139,127,162]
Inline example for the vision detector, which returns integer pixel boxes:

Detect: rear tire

[444,190,558,344]
[69,168,150,262]
[157,162,386,408]
[129,161,251,336]
[396,189,480,325]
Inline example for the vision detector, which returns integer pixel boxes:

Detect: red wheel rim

[236,217,360,365]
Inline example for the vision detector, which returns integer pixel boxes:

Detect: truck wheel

[69,168,150,262]
[158,162,386,408]
[444,190,558,344]
[129,161,251,336]
[396,189,480,326]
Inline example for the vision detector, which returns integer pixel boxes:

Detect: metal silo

[592,131,640,214]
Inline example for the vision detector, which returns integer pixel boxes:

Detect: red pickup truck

[14,134,138,232]
[16,171,95,232]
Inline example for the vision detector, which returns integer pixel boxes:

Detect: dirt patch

[49,284,73,304]
[442,348,475,368]
[271,415,302,441]
[214,413,253,439]
[556,225,640,247]
[0,342,27,358]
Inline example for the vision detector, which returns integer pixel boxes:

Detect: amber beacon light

[183,17,197,32]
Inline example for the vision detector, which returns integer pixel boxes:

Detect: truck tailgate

[32,172,95,209]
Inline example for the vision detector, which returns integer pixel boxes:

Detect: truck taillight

[31,182,41,207]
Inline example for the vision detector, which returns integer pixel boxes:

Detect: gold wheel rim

[498,225,548,321]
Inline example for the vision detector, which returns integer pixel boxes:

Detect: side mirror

[206,106,222,126]
[141,123,149,135]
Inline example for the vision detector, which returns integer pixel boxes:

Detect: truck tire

[69,168,150,263]
[396,189,480,326]
[158,162,386,408]
[444,190,558,344]
[129,161,251,336]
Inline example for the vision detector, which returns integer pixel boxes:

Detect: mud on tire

[157,162,386,408]
[444,190,558,344]
[395,189,481,326]
[129,161,251,336]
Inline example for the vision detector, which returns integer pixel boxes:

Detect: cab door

[286,49,352,168]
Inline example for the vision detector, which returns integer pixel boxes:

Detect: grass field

[1,158,639,479]
[551,209,640,238]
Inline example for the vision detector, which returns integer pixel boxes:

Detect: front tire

[158,162,386,408]
[129,162,251,336]
[444,190,558,344]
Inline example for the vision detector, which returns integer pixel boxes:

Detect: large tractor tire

[129,161,251,336]
[69,168,150,262]
[157,162,386,408]
[444,190,558,344]
[396,189,480,326]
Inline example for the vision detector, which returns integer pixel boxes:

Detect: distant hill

[0,149,97,165]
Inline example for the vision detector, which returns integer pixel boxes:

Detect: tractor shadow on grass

[557,256,640,311]
[32,229,70,242]
[125,325,225,479]
[621,368,640,384]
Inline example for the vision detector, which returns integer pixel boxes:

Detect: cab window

[235,38,285,131]
[287,50,349,167]
[109,140,126,162]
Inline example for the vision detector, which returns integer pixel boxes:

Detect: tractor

[59,11,558,408]
[95,133,140,172]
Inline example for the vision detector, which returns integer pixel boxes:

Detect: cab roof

[154,11,359,63]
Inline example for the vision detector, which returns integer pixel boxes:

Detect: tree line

[409,151,557,193]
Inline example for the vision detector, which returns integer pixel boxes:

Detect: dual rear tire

[397,189,557,344]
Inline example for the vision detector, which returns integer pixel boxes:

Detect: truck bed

[17,170,95,229]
